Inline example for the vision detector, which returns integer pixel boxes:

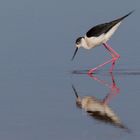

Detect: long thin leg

[104,45,116,58]
[88,43,120,75]
[104,45,116,72]
[103,43,120,58]
[88,59,115,75]
[103,43,120,73]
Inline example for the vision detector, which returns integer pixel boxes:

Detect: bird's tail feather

[120,10,135,21]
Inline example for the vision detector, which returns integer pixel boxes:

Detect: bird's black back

[86,11,134,37]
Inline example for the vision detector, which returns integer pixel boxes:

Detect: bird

[72,85,128,130]
[71,11,134,75]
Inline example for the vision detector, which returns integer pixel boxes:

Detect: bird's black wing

[86,11,134,37]
[86,22,111,37]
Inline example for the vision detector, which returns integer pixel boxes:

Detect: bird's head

[71,36,84,61]
[72,84,82,108]
[75,36,84,48]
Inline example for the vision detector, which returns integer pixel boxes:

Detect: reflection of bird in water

[72,85,128,130]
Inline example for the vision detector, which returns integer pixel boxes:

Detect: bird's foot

[87,69,96,76]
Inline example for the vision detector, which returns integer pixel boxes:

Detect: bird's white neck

[81,38,90,49]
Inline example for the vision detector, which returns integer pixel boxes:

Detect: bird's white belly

[85,22,121,49]
[104,22,121,42]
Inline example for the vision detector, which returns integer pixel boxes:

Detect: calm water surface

[0,0,140,139]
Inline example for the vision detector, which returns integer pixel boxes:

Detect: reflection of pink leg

[103,91,119,105]
[88,72,120,105]
[88,43,120,75]
[88,73,111,89]
[103,84,120,105]
[110,59,116,73]
[89,72,120,93]
[103,73,120,105]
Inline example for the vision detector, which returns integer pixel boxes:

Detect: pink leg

[88,58,115,75]
[88,43,120,75]
[110,59,116,73]
[104,43,120,58]
[103,43,120,73]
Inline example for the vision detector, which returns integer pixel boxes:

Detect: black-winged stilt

[72,11,134,75]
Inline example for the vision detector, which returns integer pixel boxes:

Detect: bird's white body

[77,96,122,125]
[82,22,121,49]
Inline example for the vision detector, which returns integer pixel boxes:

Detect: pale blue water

[0,0,140,139]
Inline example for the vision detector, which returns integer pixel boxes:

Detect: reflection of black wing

[87,111,126,129]
[86,11,134,37]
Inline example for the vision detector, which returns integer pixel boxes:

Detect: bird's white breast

[84,34,105,49]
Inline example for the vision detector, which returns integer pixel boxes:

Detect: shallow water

[0,0,140,139]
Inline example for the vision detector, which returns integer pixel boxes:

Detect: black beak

[72,84,79,98]
[71,47,78,61]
